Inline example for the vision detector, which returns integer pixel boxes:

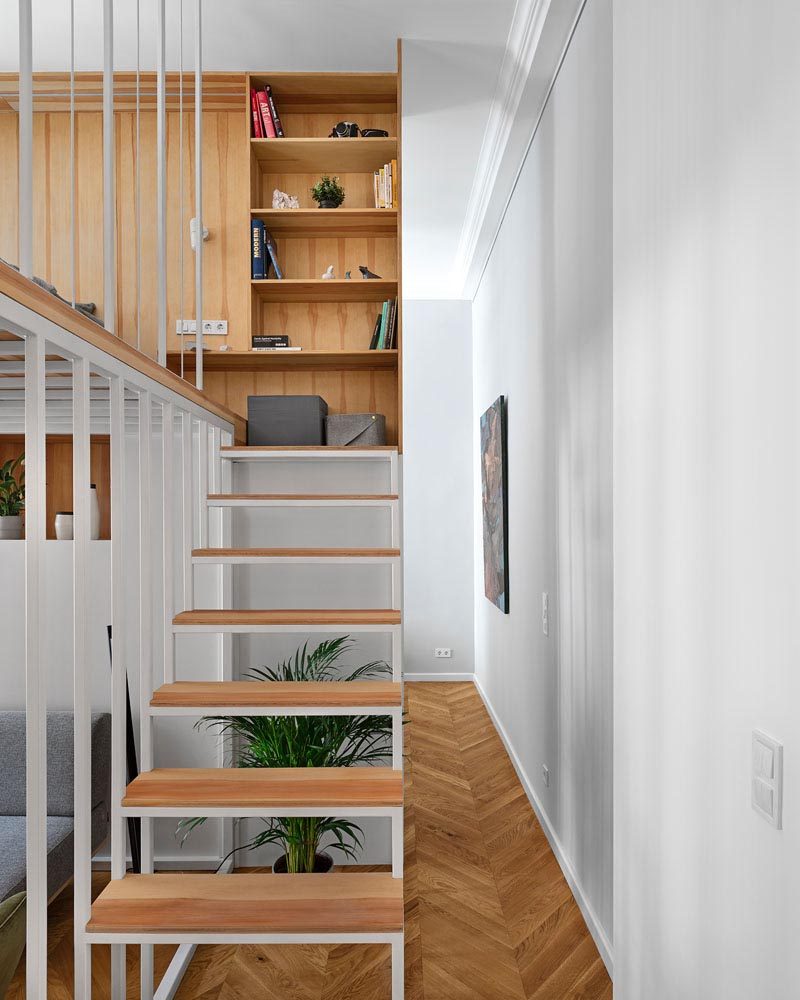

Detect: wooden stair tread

[220,445,398,452]
[207,494,399,500]
[151,680,402,709]
[123,767,402,808]
[173,609,401,626]
[87,873,403,934]
[192,547,400,558]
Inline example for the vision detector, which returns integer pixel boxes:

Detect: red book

[250,89,263,138]
[257,90,277,138]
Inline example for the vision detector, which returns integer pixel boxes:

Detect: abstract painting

[480,395,509,613]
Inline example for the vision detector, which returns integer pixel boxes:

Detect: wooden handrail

[0,261,247,443]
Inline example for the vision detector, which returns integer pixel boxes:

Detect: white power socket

[176,320,228,336]
[434,648,452,659]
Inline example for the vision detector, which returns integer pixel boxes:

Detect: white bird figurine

[322,265,336,280]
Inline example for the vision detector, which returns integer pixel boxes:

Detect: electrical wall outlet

[176,320,228,336]
[542,592,549,636]
[542,764,550,788]
[434,648,452,659]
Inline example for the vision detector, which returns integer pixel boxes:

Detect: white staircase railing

[0,280,236,1000]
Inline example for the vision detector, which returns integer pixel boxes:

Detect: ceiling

[0,0,515,74]
[0,0,519,299]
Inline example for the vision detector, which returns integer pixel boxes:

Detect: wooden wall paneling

[0,100,250,359]
[271,236,397,281]
[202,370,398,445]
[277,113,397,139]
[254,301,384,351]
[0,434,111,540]
[257,171,379,211]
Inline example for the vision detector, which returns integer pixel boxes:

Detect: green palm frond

[178,636,394,872]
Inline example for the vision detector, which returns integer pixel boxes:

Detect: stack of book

[373,160,398,209]
[252,335,300,353]
[250,85,285,138]
[368,299,398,350]
[251,221,283,279]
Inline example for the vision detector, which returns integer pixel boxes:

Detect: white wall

[613,1,800,996]
[402,300,474,678]
[471,0,613,961]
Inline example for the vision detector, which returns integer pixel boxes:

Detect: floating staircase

[87,446,404,998]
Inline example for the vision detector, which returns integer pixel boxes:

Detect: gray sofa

[0,712,112,902]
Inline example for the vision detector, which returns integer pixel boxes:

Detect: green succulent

[0,455,24,516]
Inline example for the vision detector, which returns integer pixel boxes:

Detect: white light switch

[752,730,783,829]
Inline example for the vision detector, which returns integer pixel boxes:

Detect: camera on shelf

[329,121,390,139]
[330,121,360,138]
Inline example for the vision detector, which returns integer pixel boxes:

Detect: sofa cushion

[0,712,111,816]
[0,892,26,997]
[0,815,74,901]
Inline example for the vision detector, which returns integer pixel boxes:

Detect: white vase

[90,485,101,540]
[55,513,74,540]
[0,515,23,540]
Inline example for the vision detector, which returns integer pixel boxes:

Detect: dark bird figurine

[359,265,382,280]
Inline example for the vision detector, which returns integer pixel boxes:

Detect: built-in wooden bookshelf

[201,61,402,447]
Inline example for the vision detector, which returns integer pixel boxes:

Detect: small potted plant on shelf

[178,636,393,874]
[311,174,345,209]
[0,454,24,540]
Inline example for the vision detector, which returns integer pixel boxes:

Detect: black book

[266,85,285,137]
[368,312,382,350]
[253,334,289,348]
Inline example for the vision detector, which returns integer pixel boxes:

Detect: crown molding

[453,0,587,299]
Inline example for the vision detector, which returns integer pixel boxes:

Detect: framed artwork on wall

[480,395,509,613]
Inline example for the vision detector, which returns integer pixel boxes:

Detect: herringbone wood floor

[8,682,611,998]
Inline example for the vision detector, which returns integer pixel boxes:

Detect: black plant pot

[272,851,334,874]
[317,199,340,209]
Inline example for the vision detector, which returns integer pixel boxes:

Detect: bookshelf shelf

[251,278,397,303]
[251,208,398,237]
[234,58,403,447]
[168,350,398,373]
[250,137,397,172]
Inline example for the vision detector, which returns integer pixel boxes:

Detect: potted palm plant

[0,454,24,540]
[179,637,393,873]
[311,175,345,209]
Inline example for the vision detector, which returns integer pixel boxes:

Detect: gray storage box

[247,395,328,446]
[326,413,386,447]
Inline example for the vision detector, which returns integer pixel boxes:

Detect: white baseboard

[472,675,614,978]
[403,672,475,682]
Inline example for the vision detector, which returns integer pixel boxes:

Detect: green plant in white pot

[179,637,393,873]
[0,454,24,539]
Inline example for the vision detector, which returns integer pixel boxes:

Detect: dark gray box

[247,395,328,446]
[326,413,386,446]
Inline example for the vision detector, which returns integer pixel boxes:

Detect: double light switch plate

[752,730,783,829]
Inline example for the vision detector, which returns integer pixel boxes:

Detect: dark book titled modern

[251,219,266,279]
[480,395,509,613]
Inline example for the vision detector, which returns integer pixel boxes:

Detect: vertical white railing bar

[218,429,234,868]
[109,376,128,999]
[24,332,47,998]
[181,412,194,609]
[194,0,204,388]
[197,418,208,548]
[103,0,116,334]
[72,356,92,998]
[162,401,175,683]
[135,0,142,350]
[178,0,185,380]
[156,0,167,365]
[18,0,33,279]
[69,0,76,307]
[138,391,155,999]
